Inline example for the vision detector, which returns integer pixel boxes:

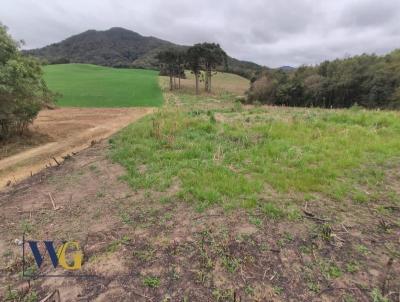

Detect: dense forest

[247,50,400,109]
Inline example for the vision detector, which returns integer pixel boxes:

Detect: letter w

[28,241,59,268]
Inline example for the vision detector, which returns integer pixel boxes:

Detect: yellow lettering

[57,241,83,270]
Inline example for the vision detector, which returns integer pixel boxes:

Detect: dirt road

[0,107,154,188]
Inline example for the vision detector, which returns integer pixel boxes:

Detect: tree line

[247,50,400,109]
[156,43,227,94]
[0,24,55,140]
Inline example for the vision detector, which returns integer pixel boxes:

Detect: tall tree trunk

[169,72,173,91]
[204,70,209,92]
[195,73,199,95]
[208,69,212,93]
[178,70,181,89]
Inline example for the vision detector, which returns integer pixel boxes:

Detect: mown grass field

[44,64,163,107]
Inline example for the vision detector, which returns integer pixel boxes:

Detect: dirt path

[0,107,154,188]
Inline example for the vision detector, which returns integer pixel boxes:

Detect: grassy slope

[178,71,250,96]
[112,76,400,212]
[43,64,163,107]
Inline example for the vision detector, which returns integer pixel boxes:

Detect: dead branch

[52,157,60,166]
[302,209,331,222]
[130,289,153,301]
[47,193,60,210]
[380,257,394,295]
[383,205,400,211]
[39,290,61,302]
[193,214,221,220]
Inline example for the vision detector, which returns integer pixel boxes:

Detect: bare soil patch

[0,141,399,301]
[0,107,153,188]
[0,132,51,161]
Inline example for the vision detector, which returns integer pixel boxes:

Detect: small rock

[14,239,23,246]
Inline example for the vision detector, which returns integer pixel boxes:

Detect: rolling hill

[26,27,264,79]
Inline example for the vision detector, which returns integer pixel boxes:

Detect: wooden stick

[302,209,331,222]
[39,289,61,302]
[48,193,59,210]
[52,157,60,166]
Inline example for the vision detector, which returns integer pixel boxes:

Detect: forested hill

[25,27,263,78]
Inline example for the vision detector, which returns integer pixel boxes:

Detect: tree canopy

[247,51,400,109]
[200,43,227,92]
[0,24,55,139]
[157,43,228,94]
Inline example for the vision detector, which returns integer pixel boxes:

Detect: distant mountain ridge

[25,27,264,79]
[278,66,295,72]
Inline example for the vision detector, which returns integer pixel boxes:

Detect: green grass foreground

[111,95,400,211]
[43,64,163,107]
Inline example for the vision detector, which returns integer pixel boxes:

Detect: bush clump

[0,24,55,139]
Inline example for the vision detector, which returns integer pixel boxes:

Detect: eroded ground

[0,108,153,188]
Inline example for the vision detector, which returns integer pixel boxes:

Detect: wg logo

[22,237,90,278]
[28,241,83,271]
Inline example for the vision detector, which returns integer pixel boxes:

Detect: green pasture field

[43,64,163,107]
[111,87,400,212]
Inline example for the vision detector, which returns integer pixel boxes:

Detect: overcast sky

[1,0,399,67]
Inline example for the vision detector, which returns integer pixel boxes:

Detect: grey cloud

[1,0,399,67]
[339,0,400,28]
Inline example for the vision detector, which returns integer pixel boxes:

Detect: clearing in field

[44,64,163,107]
[1,72,399,302]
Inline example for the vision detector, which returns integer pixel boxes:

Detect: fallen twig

[269,271,277,281]
[47,193,60,210]
[80,159,102,168]
[302,209,331,222]
[341,223,350,233]
[317,285,362,297]
[39,290,61,302]
[262,269,268,280]
[240,267,247,283]
[383,205,400,211]
[131,289,153,301]
[380,257,394,295]
[193,214,221,220]
[52,157,60,166]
